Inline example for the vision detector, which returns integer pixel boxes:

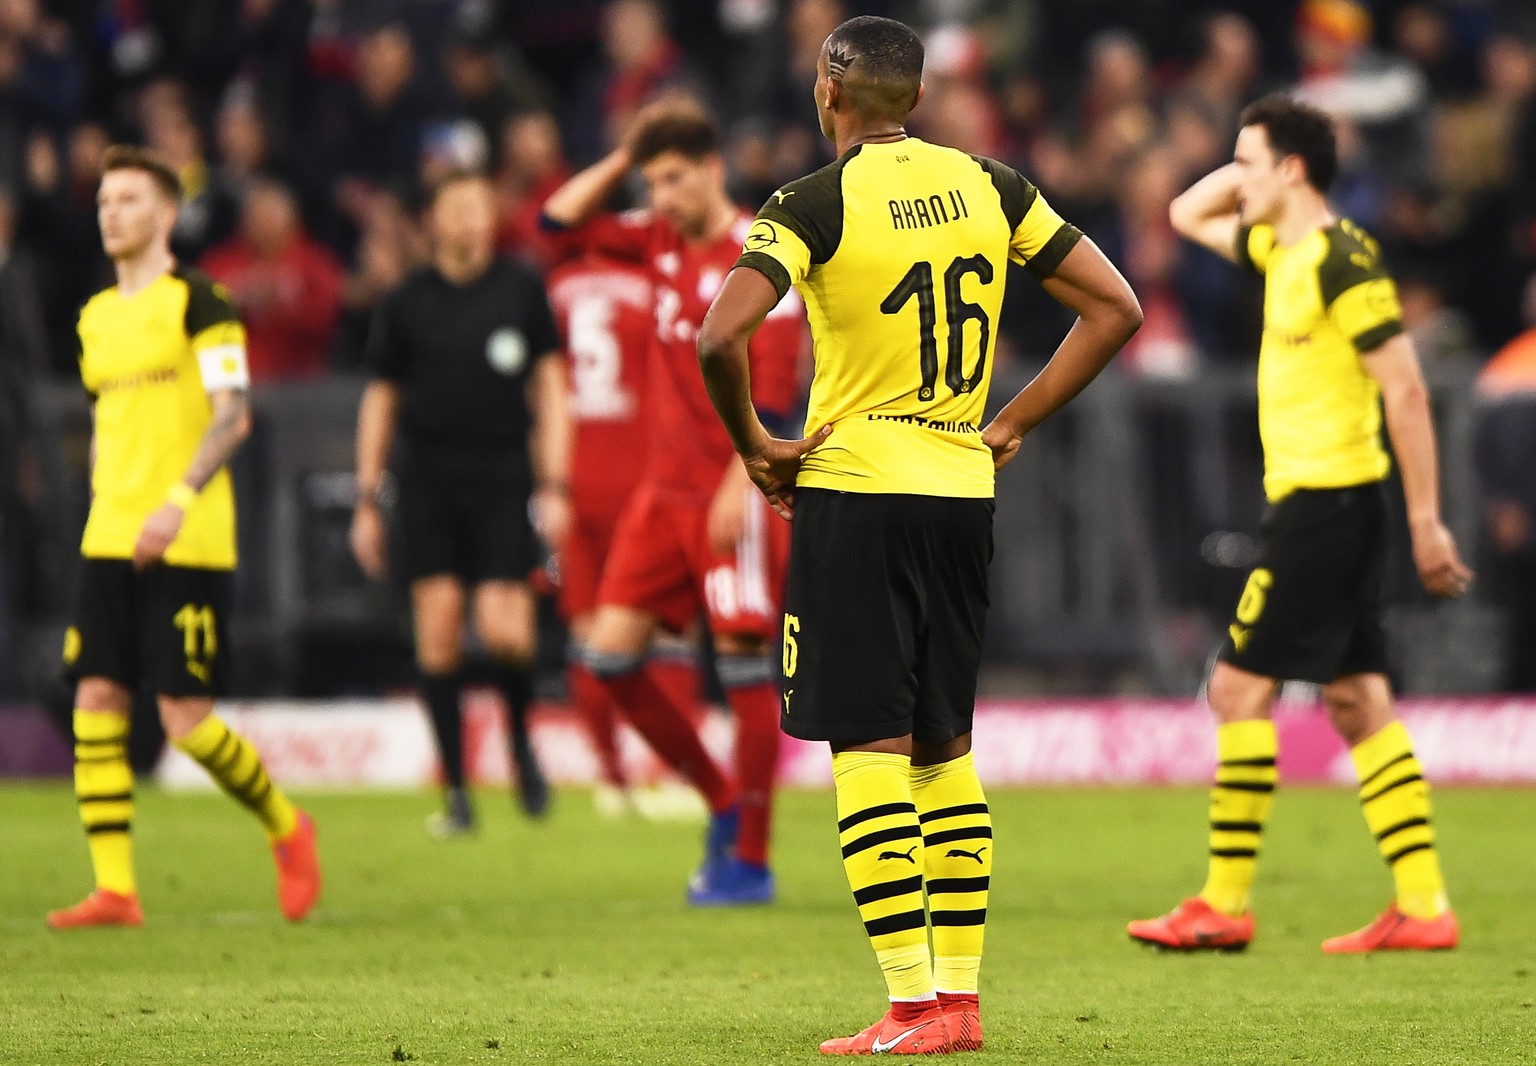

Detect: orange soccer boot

[820,1002,954,1056]
[1127,896,1254,952]
[1321,904,1459,954]
[938,993,982,1051]
[272,810,322,921]
[46,889,143,930]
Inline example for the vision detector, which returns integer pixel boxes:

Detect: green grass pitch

[2,782,1532,1064]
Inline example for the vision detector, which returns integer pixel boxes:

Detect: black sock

[494,664,533,753]
[419,669,465,789]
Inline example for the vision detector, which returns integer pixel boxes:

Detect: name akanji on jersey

[734,138,1082,498]
[546,252,655,526]
[552,209,807,498]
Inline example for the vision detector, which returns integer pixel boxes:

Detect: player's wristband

[165,482,197,510]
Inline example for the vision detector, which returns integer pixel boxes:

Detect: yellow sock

[1199,719,1277,916]
[910,752,990,995]
[74,709,136,896]
[1351,721,1448,919]
[175,716,298,841]
[833,751,933,1001]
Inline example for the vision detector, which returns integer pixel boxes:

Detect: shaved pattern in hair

[823,16,924,120]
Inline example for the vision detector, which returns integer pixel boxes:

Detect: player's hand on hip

[981,420,1023,470]
[349,502,389,581]
[742,425,833,521]
[533,486,572,553]
[1410,518,1474,598]
[132,503,184,570]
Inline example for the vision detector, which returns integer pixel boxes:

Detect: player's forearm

[179,390,253,493]
[541,147,632,228]
[1169,164,1242,235]
[1381,377,1444,528]
[991,313,1138,438]
[354,381,399,499]
[530,356,571,490]
[699,333,770,457]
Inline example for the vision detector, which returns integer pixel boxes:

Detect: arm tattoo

[181,389,250,491]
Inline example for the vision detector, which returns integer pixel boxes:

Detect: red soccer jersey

[546,253,655,527]
[557,209,807,498]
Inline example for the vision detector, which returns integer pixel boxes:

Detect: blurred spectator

[1169,12,1263,143]
[1399,273,1478,368]
[306,21,428,250]
[440,17,543,170]
[15,123,110,374]
[332,192,425,372]
[566,0,699,162]
[495,109,571,264]
[203,89,281,251]
[1473,276,1536,691]
[0,0,83,154]
[1292,0,1430,183]
[1114,147,1197,379]
[201,179,344,381]
[0,186,45,693]
[1390,2,1478,102]
[911,24,1006,157]
[142,87,222,261]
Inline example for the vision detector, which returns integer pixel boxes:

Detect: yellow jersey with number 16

[735,137,1081,497]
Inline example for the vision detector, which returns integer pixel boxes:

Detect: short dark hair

[101,144,182,200]
[825,16,924,119]
[1239,94,1338,192]
[629,107,721,165]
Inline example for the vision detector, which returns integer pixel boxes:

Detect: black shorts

[781,488,994,745]
[64,558,233,698]
[1217,482,1389,684]
[395,451,537,586]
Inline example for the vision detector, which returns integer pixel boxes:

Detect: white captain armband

[197,344,251,392]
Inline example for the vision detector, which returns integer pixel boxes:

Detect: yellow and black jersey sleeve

[176,268,249,390]
[1235,223,1277,275]
[736,153,854,300]
[968,155,1082,277]
[1318,222,1404,354]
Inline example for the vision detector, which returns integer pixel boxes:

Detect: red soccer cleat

[272,810,322,921]
[46,889,143,930]
[819,1003,954,1056]
[1127,896,1254,952]
[1321,904,1459,954]
[938,993,982,1052]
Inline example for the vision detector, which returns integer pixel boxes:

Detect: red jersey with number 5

[546,253,655,527]
[553,209,807,498]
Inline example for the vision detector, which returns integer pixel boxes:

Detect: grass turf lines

[2,783,1532,1064]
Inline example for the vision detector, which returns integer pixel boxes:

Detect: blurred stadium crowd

[2,0,1536,696]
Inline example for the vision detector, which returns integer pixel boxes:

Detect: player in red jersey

[543,102,807,905]
[545,249,703,812]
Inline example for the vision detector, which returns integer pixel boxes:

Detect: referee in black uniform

[350,169,570,834]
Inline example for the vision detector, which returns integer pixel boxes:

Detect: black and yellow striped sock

[1351,720,1448,919]
[910,752,991,995]
[1199,719,1277,917]
[175,716,298,841]
[833,751,933,1001]
[74,709,136,896]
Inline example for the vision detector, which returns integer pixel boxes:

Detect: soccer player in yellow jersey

[47,146,320,929]
[698,17,1142,1055]
[1127,95,1473,954]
